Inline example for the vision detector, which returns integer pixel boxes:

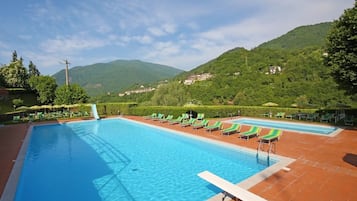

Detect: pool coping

[2,118,295,201]
[225,117,343,137]
[0,125,33,201]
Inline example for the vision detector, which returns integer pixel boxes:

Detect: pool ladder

[257,139,277,154]
[256,139,278,166]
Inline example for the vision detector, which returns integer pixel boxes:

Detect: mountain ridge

[52,59,184,96]
[257,22,332,49]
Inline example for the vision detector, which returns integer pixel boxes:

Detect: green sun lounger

[193,119,209,129]
[239,126,261,140]
[181,118,196,127]
[275,112,285,118]
[169,116,183,125]
[160,115,173,123]
[259,129,282,143]
[12,115,21,122]
[182,113,190,120]
[153,113,165,121]
[221,124,240,135]
[144,113,157,119]
[205,121,223,132]
[196,113,205,120]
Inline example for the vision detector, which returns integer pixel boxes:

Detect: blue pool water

[230,118,338,135]
[15,118,275,201]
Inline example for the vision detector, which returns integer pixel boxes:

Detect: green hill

[258,22,332,49]
[52,60,184,96]
[177,22,333,80]
[147,22,353,107]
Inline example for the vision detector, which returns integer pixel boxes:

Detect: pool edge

[0,125,33,201]
[225,117,342,137]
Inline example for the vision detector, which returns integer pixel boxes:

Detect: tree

[295,95,309,108]
[54,84,88,105]
[324,2,357,95]
[70,84,89,103]
[54,85,71,105]
[11,50,18,62]
[28,61,40,77]
[28,75,57,104]
[0,60,28,88]
[0,66,5,87]
[150,82,189,106]
[233,91,248,105]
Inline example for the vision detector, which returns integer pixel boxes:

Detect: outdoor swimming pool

[229,118,339,135]
[12,118,282,201]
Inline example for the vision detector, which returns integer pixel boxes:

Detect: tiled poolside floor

[0,116,356,201]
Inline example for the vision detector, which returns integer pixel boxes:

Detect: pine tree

[28,61,41,77]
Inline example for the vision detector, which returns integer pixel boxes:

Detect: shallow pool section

[229,118,339,135]
[13,118,279,201]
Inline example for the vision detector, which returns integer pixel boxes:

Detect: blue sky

[0,0,355,75]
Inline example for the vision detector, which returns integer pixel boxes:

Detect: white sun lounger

[197,171,267,201]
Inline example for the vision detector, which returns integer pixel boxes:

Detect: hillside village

[183,73,213,85]
[118,73,214,97]
[118,86,156,97]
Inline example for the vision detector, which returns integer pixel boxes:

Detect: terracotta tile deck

[1,116,356,200]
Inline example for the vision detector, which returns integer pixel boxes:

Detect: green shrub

[96,102,138,115]
[128,105,317,118]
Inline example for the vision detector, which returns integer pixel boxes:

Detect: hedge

[127,105,317,119]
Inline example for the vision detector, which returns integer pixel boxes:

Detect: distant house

[184,79,195,85]
[268,66,282,74]
[197,73,213,81]
[184,73,213,85]
[119,87,156,96]
[233,72,241,76]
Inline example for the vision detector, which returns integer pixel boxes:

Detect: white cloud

[0,50,11,65]
[141,36,232,70]
[145,45,222,70]
[145,41,181,58]
[18,34,33,41]
[133,35,153,44]
[0,42,8,49]
[40,35,107,54]
[116,35,153,45]
[118,36,131,44]
[148,27,166,37]
[27,1,63,23]
[186,22,200,31]
[20,51,66,75]
[148,23,177,37]
[162,23,176,34]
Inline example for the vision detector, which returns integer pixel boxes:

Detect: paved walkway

[0,117,356,200]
